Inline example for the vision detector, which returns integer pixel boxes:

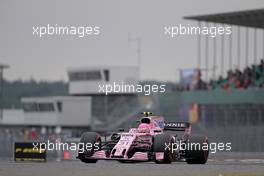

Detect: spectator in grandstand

[179,59,264,91]
[256,59,264,88]
[188,69,206,90]
[223,60,264,90]
[234,69,243,89]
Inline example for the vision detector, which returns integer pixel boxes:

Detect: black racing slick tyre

[153,133,174,164]
[78,132,101,163]
[185,135,209,164]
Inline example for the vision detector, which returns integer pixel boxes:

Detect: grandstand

[184,9,264,90]
[154,9,264,152]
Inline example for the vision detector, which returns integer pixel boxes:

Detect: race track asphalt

[0,156,264,176]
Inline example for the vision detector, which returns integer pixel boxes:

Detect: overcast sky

[1,0,264,82]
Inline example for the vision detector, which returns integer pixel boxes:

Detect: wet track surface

[0,157,264,176]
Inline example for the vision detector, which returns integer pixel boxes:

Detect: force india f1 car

[77,112,209,164]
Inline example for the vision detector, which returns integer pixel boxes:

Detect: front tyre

[78,132,101,163]
[153,133,174,164]
[185,135,209,164]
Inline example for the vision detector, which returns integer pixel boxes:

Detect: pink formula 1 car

[77,113,209,164]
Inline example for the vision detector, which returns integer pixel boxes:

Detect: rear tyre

[153,133,174,164]
[78,132,101,163]
[185,135,209,164]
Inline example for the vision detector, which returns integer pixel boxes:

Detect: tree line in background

[1,79,68,109]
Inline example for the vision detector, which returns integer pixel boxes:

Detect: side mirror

[118,128,125,132]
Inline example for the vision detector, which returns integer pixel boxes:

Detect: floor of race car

[1,155,264,176]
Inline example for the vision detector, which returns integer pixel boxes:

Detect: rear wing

[164,122,191,131]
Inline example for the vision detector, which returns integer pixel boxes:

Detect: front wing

[78,150,165,162]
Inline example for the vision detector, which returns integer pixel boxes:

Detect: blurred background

[0,0,264,161]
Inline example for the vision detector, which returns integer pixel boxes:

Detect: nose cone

[111,133,135,158]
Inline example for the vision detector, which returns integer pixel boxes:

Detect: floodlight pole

[205,22,209,82]
[263,30,264,58]
[221,28,225,76]
[245,27,249,66]
[237,26,241,70]
[197,21,201,69]
[213,23,217,80]
[254,28,257,64]
[229,26,233,70]
[0,64,10,120]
